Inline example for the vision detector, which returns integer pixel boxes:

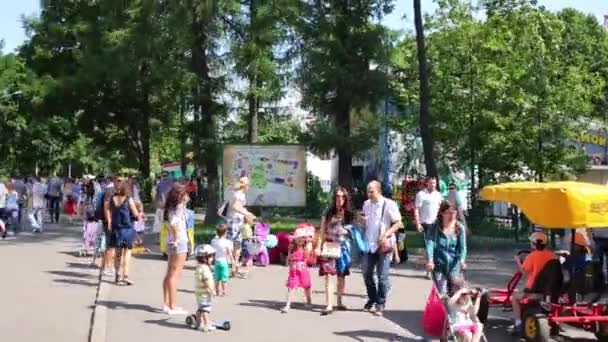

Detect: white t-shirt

[415,189,443,224]
[0,183,6,209]
[212,237,234,262]
[228,190,247,223]
[362,197,402,253]
[32,182,47,209]
[168,207,189,244]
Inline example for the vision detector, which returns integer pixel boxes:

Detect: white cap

[530,232,548,245]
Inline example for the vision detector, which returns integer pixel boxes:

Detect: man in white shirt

[30,177,47,232]
[414,177,443,237]
[0,180,7,221]
[359,180,403,316]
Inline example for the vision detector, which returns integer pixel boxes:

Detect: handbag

[421,285,448,337]
[320,241,341,259]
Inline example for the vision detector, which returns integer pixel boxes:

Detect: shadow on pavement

[53,278,99,287]
[334,329,422,342]
[144,318,189,330]
[47,270,95,278]
[312,290,366,299]
[96,300,161,313]
[238,299,325,312]
[179,288,195,294]
[65,261,97,270]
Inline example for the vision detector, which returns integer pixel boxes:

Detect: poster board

[222,145,307,207]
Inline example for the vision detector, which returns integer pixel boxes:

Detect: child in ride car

[510,232,557,334]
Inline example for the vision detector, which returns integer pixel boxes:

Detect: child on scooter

[194,244,217,332]
[448,287,484,342]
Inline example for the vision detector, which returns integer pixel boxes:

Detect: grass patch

[193,217,320,244]
[191,216,525,251]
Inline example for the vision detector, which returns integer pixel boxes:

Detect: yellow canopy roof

[480,181,608,229]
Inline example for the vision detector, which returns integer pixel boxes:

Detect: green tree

[298,0,394,190]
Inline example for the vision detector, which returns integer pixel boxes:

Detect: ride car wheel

[523,312,551,342]
[596,322,608,341]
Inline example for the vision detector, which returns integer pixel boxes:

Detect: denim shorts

[167,239,189,255]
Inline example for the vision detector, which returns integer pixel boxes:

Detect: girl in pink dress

[281,228,313,313]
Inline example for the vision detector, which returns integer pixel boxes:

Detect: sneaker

[374,304,385,316]
[507,324,522,336]
[363,301,375,312]
[202,325,216,332]
[167,307,188,315]
[102,268,114,277]
[162,305,171,314]
[280,305,290,313]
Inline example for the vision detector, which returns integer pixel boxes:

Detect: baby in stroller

[447,287,485,342]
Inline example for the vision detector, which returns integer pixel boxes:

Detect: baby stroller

[79,220,105,266]
[422,285,488,342]
[245,222,270,266]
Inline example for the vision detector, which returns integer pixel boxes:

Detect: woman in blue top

[426,201,467,296]
[104,181,141,286]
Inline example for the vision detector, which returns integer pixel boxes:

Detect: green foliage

[392,0,601,185]
[297,0,395,189]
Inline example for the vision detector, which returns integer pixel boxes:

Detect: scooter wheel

[185,314,199,329]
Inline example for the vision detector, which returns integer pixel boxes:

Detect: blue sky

[1,0,606,53]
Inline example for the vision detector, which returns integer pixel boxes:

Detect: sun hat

[565,231,590,247]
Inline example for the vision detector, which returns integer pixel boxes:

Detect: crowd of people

[7,171,604,341]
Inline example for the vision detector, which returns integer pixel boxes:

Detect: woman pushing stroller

[426,201,468,296]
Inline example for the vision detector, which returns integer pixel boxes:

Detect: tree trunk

[247,0,259,144]
[190,5,220,224]
[413,0,438,180]
[247,87,258,143]
[336,106,353,190]
[179,97,187,176]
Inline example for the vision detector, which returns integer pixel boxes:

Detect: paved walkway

[0,221,597,342]
[0,222,99,341]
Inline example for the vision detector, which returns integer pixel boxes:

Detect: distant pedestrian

[104,180,141,285]
[47,176,63,223]
[415,177,442,278]
[29,177,47,232]
[226,176,256,278]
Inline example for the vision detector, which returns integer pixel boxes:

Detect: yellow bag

[160,223,168,254]
[160,224,195,255]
